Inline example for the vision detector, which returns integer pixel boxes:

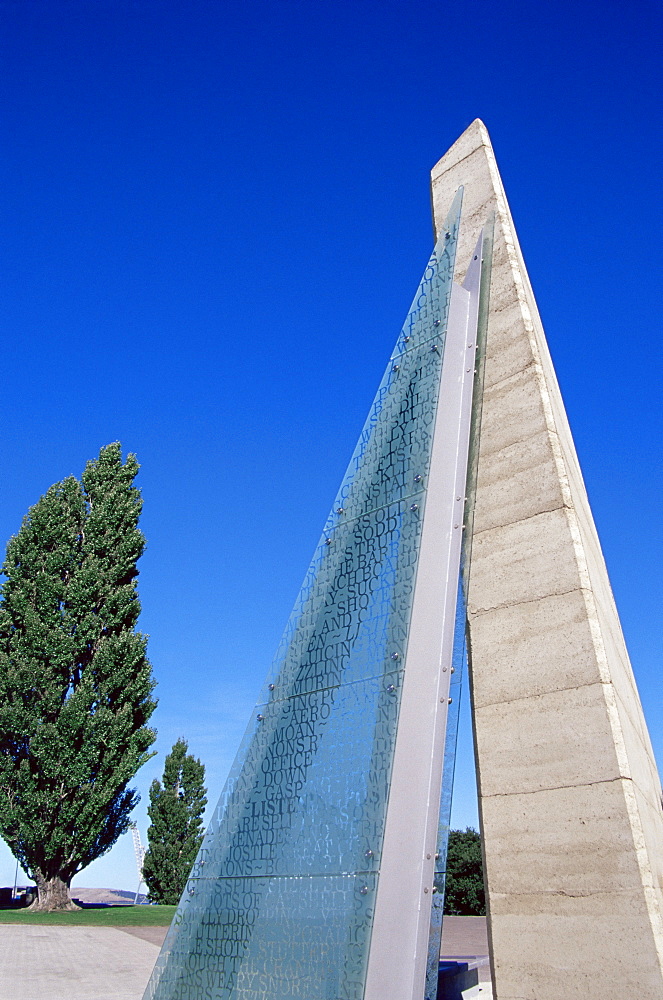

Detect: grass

[0,904,177,925]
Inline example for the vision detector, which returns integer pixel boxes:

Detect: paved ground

[0,925,159,1000]
[441,916,493,997]
[0,917,493,999]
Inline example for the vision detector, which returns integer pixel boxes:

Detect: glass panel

[150,873,378,1000]
[144,190,464,1000]
[327,337,448,522]
[191,671,403,881]
[257,496,425,702]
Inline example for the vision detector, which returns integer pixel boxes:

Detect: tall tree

[443,827,486,916]
[0,443,156,911]
[143,739,207,904]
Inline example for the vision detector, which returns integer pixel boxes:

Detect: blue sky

[0,0,660,892]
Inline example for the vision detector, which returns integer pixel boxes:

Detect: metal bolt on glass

[359,886,369,895]
[414,474,422,483]
[336,507,345,514]
[364,849,374,859]
[325,538,332,546]
[392,364,400,372]
[391,652,400,661]
[387,684,396,694]
[256,714,264,721]
[268,683,275,691]
[410,504,418,512]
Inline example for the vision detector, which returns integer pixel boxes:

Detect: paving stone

[0,926,158,1000]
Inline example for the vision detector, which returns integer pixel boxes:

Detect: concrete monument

[431,120,663,999]
[143,122,663,1000]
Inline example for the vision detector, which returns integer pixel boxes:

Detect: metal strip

[363,235,484,1000]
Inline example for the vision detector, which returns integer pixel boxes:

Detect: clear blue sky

[0,0,660,892]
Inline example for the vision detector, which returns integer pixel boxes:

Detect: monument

[144,122,663,999]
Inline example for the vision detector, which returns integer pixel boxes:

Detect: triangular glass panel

[145,189,464,1000]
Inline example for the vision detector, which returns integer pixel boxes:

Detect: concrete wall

[431,120,663,999]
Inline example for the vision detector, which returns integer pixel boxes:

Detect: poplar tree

[0,443,156,911]
[443,827,486,916]
[143,739,207,904]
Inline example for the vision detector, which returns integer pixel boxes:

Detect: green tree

[143,739,207,904]
[0,443,157,911]
[443,827,486,916]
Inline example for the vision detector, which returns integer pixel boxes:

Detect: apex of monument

[431,119,492,179]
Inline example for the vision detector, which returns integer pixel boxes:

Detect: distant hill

[71,887,149,905]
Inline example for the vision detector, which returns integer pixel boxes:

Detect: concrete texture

[0,925,159,1000]
[431,121,663,999]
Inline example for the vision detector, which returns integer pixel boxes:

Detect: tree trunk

[28,875,80,912]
